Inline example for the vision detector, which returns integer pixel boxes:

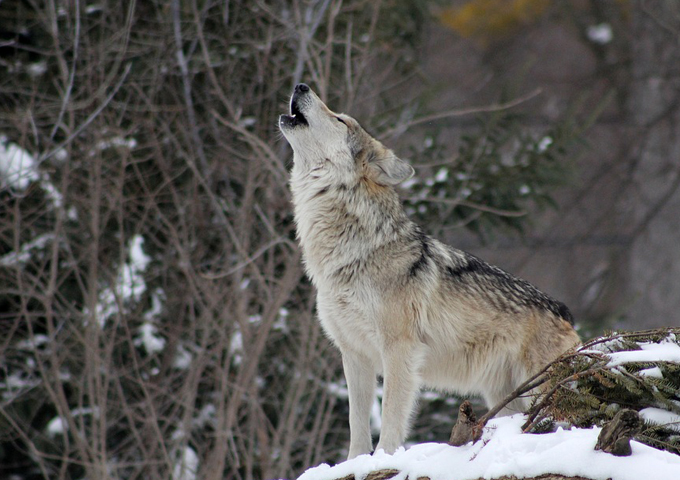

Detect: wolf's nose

[295,83,310,93]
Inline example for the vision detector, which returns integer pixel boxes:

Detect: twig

[291,0,332,89]
[200,238,290,279]
[172,0,210,176]
[50,0,81,141]
[211,110,289,183]
[476,349,588,431]
[477,370,550,426]
[38,62,133,164]
[382,88,543,138]
[408,196,528,218]
[522,360,614,432]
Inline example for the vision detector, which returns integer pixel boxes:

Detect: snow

[46,407,99,437]
[136,323,166,354]
[0,233,54,267]
[129,234,151,271]
[400,177,418,191]
[0,373,40,402]
[229,330,243,365]
[537,136,553,152]
[298,415,680,480]
[86,4,104,15]
[46,416,66,436]
[587,24,613,44]
[606,342,680,366]
[135,289,167,354]
[0,135,64,208]
[326,381,348,399]
[172,445,199,480]
[92,234,151,326]
[193,404,216,429]
[0,135,39,189]
[638,366,663,378]
[173,345,193,369]
[95,136,138,152]
[15,334,50,350]
[239,116,257,128]
[434,168,449,183]
[27,61,47,77]
[274,307,290,332]
[640,408,680,432]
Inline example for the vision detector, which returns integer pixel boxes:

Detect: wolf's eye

[336,117,347,125]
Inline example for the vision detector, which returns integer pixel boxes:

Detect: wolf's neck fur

[290,161,414,285]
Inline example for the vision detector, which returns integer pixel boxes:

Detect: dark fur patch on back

[408,228,432,278]
[555,301,574,324]
[447,252,575,324]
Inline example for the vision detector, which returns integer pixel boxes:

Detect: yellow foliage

[439,0,550,44]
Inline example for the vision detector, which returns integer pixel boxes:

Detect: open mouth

[287,97,309,126]
[291,99,308,124]
[280,94,309,129]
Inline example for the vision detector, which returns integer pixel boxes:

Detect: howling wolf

[279,83,580,459]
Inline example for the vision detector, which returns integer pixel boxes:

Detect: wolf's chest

[316,288,384,366]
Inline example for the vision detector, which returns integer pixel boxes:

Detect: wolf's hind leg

[482,368,531,417]
[343,351,376,459]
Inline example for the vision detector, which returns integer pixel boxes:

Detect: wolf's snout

[279,84,311,130]
[295,83,310,94]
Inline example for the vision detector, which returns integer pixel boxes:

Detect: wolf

[279,83,580,459]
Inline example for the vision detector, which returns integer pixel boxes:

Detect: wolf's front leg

[342,351,376,459]
[375,340,422,454]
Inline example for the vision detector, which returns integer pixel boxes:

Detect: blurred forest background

[1,0,679,479]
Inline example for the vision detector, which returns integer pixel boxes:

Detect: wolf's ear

[368,153,415,186]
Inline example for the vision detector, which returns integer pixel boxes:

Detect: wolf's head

[279,84,414,186]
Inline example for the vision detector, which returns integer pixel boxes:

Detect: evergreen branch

[522,365,609,432]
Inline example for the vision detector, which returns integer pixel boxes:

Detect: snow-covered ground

[298,414,680,480]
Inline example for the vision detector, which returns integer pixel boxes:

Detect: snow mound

[298,415,680,480]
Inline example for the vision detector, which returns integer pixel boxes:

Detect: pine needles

[522,328,680,455]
